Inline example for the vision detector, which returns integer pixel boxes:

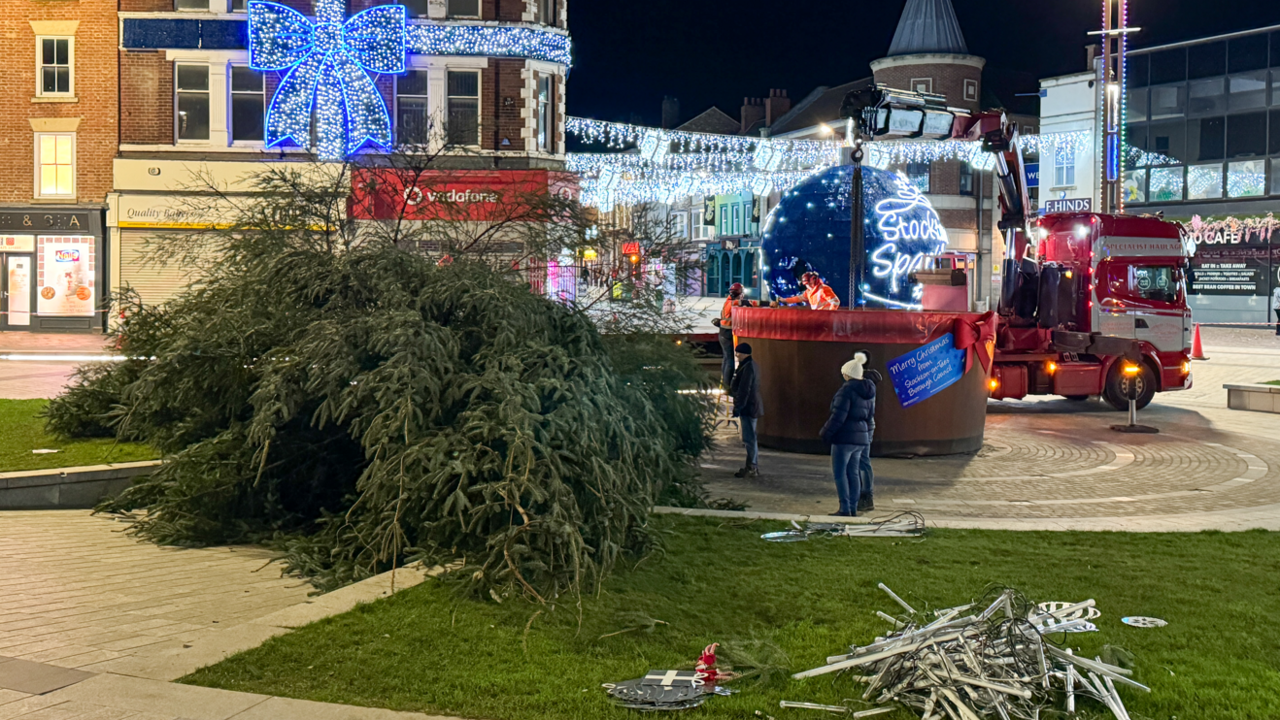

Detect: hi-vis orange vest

[720,297,736,329]
[806,284,840,310]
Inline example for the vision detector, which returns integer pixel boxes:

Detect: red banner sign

[349,169,578,222]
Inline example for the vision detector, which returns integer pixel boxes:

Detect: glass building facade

[1125,27,1280,325]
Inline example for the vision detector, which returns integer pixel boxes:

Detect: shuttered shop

[117,230,207,306]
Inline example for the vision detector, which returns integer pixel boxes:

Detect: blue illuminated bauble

[761,165,949,310]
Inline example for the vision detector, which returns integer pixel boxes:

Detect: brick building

[109,0,572,308]
[1,0,117,332]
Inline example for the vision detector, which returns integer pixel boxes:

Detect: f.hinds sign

[350,170,578,222]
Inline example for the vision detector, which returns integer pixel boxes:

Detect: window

[905,162,930,193]
[538,0,557,25]
[731,203,742,235]
[1124,168,1147,203]
[176,65,210,141]
[1271,110,1280,155]
[1187,77,1226,117]
[1227,159,1266,198]
[1149,48,1186,85]
[1053,145,1076,187]
[1227,112,1266,158]
[537,74,554,152]
[718,204,729,235]
[963,79,978,102]
[446,0,479,17]
[1271,159,1280,196]
[1126,88,1147,122]
[35,133,74,198]
[672,212,688,239]
[1149,166,1184,201]
[446,70,479,146]
[1149,84,1186,120]
[37,38,72,97]
[1187,163,1223,200]
[1188,41,1226,80]
[1229,34,1269,73]
[958,162,974,196]
[230,67,264,142]
[400,0,429,16]
[1228,71,1268,111]
[396,71,430,145]
[1130,266,1179,304]
[1129,53,1150,88]
[1149,120,1187,164]
[1189,116,1225,161]
[174,0,208,9]
[230,0,246,10]
[911,78,932,94]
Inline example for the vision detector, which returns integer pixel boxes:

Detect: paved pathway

[0,333,112,401]
[700,329,1280,531]
[0,511,451,720]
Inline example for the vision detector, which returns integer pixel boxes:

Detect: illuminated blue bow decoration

[248,0,406,159]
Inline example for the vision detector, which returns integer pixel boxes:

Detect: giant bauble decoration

[761,165,950,309]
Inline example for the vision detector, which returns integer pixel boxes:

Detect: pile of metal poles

[789,586,1148,719]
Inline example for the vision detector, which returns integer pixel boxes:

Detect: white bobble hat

[841,352,868,380]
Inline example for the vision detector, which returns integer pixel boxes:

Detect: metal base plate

[1110,424,1159,434]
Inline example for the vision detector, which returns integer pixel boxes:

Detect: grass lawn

[1264,380,1280,386]
[0,399,158,472]
[182,517,1280,720]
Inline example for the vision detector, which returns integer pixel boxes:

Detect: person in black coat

[730,342,763,478]
[819,351,876,516]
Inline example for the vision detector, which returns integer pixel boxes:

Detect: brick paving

[702,331,1280,529]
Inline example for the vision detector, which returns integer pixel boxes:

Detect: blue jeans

[740,416,758,467]
[719,329,735,387]
[859,442,874,499]
[831,444,864,514]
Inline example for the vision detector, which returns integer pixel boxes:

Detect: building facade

[1,0,117,332]
[107,0,571,310]
[1123,25,1280,324]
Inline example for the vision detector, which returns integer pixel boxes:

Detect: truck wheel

[1063,395,1090,401]
[1103,363,1155,411]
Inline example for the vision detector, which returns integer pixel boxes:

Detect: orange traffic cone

[1190,323,1208,361]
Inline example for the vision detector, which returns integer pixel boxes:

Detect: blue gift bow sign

[886,332,967,409]
[248,0,406,160]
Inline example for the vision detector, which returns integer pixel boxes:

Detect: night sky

[566,0,1280,126]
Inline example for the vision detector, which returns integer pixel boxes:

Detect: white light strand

[405,23,572,65]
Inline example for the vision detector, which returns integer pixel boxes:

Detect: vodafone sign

[350,169,578,222]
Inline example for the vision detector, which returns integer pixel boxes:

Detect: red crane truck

[959,112,1193,410]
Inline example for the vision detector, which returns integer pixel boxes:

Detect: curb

[0,460,161,509]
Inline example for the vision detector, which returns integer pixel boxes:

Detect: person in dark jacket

[819,352,876,516]
[730,342,763,478]
[859,362,883,513]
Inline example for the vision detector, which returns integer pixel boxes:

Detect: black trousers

[719,329,735,387]
[1274,309,1280,335]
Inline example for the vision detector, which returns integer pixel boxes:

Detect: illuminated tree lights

[405,24,571,65]
[568,117,1092,210]
[241,0,570,159]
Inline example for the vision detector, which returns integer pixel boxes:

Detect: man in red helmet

[712,283,756,388]
[776,272,840,310]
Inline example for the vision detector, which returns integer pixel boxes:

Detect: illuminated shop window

[1124,168,1147,204]
[1148,166,1184,202]
[1227,160,1266,198]
[1187,163,1223,200]
[35,133,75,198]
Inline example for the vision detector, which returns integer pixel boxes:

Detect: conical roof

[886,0,969,56]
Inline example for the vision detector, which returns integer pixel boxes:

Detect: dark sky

[565,0,1280,126]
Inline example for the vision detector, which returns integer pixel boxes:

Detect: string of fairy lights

[567,117,1093,210]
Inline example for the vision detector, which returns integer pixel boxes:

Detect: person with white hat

[820,351,876,516]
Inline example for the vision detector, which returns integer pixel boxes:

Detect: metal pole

[849,140,865,309]
[1128,397,1137,427]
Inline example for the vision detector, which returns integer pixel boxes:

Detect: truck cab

[991,212,1193,409]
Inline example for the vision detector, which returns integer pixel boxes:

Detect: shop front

[0,208,105,333]
[1182,216,1280,325]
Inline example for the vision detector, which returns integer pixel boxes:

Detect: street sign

[886,333,967,409]
[1042,198,1093,214]
[1025,163,1039,188]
